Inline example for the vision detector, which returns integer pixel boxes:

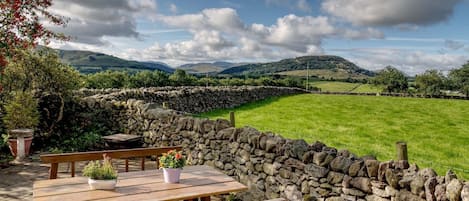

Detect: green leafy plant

[3,91,39,131]
[83,154,117,180]
[159,150,186,169]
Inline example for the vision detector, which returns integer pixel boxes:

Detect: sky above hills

[47,0,469,75]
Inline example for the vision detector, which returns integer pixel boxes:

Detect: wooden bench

[40,146,182,179]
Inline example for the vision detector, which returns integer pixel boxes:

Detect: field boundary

[311,91,469,100]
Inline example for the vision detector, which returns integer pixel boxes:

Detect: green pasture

[201,94,469,179]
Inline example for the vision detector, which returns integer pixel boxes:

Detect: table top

[33,165,247,201]
[102,134,141,143]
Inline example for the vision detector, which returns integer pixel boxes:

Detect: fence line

[310,91,469,100]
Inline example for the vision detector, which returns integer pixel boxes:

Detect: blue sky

[48,0,469,75]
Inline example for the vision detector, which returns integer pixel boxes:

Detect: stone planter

[8,136,33,157]
[88,178,117,190]
[163,168,181,183]
[8,129,34,158]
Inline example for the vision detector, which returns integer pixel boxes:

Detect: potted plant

[3,91,39,157]
[83,154,118,190]
[159,150,186,183]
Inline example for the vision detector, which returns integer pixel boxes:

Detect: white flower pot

[163,168,181,183]
[88,178,117,190]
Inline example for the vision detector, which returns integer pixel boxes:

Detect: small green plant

[3,91,39,131]
[83,154,117,180]
[159,150,186,169]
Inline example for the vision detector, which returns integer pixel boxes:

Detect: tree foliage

[415,69,445,96]
[0,0,68,76]
[449,62,469,97]
[2,49,82,134]
[372,66,408,93]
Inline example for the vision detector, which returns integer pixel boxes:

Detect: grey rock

[350,177,372,193]
[349,160,364,177]
[365,195,390,201]
[342,187,365,197]
[446,179,463,201]
[461,182,469,201]
[305,164,330,178]
[330,156,353,173]
[419,168,437,181]
[425,177,438,201]
[327,171,345,184]
[395,190,425,201]
[365,160,380,178]
[285,185,303,201]
[445,170,458,184]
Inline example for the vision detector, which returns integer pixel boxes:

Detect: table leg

[16,136,25,161]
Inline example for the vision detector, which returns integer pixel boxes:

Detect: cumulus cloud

[118,8,385,65]
[322,0,461,26]
[47,0,157,45]
[343,48,468,75]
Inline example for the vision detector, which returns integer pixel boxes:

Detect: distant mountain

[178,61,247,74]
[57,49,174,74]
[219,55,375,79]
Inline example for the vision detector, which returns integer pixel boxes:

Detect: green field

[310,81,381,93]
[201,94,469,179]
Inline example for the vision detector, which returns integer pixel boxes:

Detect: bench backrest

[41,146,182,179]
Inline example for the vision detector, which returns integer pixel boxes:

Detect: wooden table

[33,165,247,201]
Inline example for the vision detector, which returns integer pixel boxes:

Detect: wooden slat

[34,166,208,189]
[40,146,182,164]
[95,181,247,201]
[33,166,246,201]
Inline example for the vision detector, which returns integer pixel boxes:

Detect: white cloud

[47,0,157,45]
[343,48,468,75]
[266,0,312,13]
[322,0,461,26]
[170,4,178,13]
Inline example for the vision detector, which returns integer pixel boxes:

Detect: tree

[372,66,408,93]
[2,49,82,133]
[0,0,68,89]
[449,62,469,97]
[169,69,196,86]
[415,69,445,96]
[85,71,130,89]
[129,71,169,88]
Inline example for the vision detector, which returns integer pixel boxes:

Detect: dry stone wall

[80,86,468,201]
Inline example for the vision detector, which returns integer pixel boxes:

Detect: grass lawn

[200,94,469,179]
[351,84,382,93]
[310,81,361,92]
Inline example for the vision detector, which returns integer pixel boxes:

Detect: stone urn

[163,168,182,183]
[7,129,34,160]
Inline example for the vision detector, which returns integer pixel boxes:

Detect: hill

[57,49,174,74]
[178,61,246,74]
[219,55,374,79]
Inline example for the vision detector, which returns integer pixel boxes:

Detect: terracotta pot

[8,136,33,157]
[163,168,182,183]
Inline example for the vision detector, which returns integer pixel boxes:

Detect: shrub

[83,154,117,180]
[3,91,39,130]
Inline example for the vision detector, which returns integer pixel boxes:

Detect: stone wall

[80,86,306,113]
[80,86,468,201]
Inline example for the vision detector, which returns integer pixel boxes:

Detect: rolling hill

[219,55,375,79]
[57,49,175,74]
[178,61,246,74]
